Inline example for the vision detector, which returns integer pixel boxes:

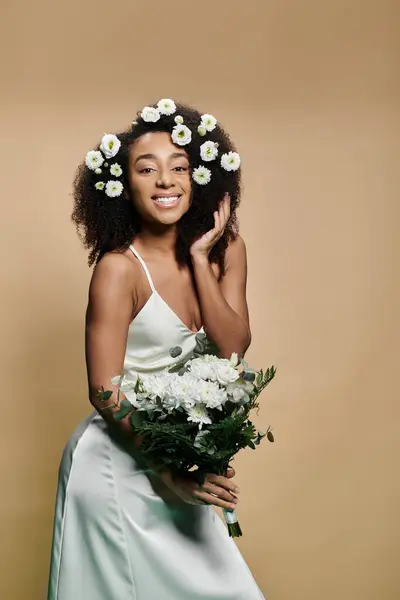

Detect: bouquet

[98,333,276,537]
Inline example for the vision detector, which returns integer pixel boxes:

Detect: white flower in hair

[174,115,184,125]
[100,134,121,159]
[95,168,102,175]
[200,114,217,132]
[85,150,104,171]
[197,125,207,136]
[110,163,123,177]
[157,99,176,115]
[221,151,241,171]
[171,124,192,146]
[192,165,211,185]
[141,106,161,122]
[95,181,105,191]
[105,180,124,197]
[200,141,219,162]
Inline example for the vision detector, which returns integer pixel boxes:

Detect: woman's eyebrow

[134,152,188,165]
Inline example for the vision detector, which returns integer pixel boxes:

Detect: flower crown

[85,98,241,197]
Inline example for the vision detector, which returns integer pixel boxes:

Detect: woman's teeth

[153,196,180,206]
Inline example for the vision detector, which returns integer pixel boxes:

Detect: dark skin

[86,132,251,510]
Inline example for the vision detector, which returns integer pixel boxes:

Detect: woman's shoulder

[88,249,141,302]
[225,234,247,267]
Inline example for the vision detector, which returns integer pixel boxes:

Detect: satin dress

[47,245,265,600]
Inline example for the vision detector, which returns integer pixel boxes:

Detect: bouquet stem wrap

[223,508,243,537]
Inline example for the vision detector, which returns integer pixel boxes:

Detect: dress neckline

[128,245,203,335]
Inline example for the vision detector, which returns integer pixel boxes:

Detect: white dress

[47,245,265,600]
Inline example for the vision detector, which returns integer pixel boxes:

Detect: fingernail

[229,503,236,510]
[233,486,240,493]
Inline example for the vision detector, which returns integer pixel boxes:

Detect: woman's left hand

[190,193,231,260]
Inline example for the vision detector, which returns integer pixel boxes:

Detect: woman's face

[127,131,192,226]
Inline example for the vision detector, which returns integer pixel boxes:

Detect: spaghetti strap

[128,245,156,293]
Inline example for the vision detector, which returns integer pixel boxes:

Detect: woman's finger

[206,473,240,495]
[200,481,238,504]
[226,467,236,478]
[193,489,237,511]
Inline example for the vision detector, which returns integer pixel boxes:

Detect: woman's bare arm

[191,235,251,358]
[85,252,137,438]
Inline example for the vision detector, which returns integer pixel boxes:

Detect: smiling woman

[47,99,261,600]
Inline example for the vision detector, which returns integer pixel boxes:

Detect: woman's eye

[173,166,188,172]
[140,168,155,174]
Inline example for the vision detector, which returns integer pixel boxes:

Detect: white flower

[221,151,241,172]
[229,353,239,367]
[189,359,214,381]
[141,106,161,122]
[200,141,219,162]
[157,98,176,115]
[195,379,227,410]
[110,163,122,177]
[197,125,207,136]
[85,150,104,171]
[95,181,105,191]
[185,404,212,429]
[212,362,239,386]
[100,134,121,159]
[200,114,217,132]
[95,168,102,175]
[192,165,211,185]
[141,372,170,401]
[171,124,192,146]
[174,115,184,125]
[105,180,123,198]
[132,121,139,127]
[226,379,254,404]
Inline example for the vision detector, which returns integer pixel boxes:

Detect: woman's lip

[152,195,181,208]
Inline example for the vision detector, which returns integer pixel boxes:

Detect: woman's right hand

[160,467,240,511]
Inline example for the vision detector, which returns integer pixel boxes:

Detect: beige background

[1,0,399,598]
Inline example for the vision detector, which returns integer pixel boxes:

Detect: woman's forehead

[130,131,188,158]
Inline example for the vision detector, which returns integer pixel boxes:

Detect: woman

[48,100,265,599]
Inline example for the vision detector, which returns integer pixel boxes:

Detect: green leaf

[267,430,275,442]
[97,389,113,402]
[169,346,183,358]
[242,371,256,382]
[113,399,133,421]
[247,440,256,450]
[130,411,146,429]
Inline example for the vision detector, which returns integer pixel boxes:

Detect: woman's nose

[156,168,173,188]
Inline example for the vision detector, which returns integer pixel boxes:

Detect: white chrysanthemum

[197,125,207,136]
[171,124,192,146]
[95,168,102,175]
[189,360,214,381]
[192,165,211,185]
[200,141,219,162]
[174,115,184,125]
[110,163,122,177]
[105,180,123,198]
[221,151,241,172]
[95,181,105,191]
[141,372,170,401]
[157,98,176,115]
[185,404,212,429]
[141,106,161,123]
[85,150,104,171]
[100,134,121,159]
[200,114,217,132]
[194,379,227,410]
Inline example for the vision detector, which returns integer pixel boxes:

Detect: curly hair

[72,102,242,275]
